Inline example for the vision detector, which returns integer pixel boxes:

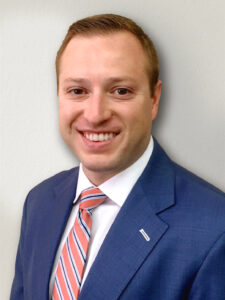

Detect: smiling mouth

[83,132,117,142]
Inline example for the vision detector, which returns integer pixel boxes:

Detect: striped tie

[52,187,107,300]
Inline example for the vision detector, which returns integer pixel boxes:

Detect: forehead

[59,31,149,78]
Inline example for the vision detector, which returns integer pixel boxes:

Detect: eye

[111,87,134,100]
[69,88,85,95]
[114,88,130,95]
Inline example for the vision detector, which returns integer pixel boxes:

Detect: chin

[83,161,115,173]
[81,156,123,175]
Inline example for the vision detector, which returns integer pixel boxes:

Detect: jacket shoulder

[31,167,77,190]
[25,167,78,204]
[174,163,225,198]
[172,163,225,231]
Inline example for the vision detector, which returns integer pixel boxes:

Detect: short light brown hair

[56,14,160,95]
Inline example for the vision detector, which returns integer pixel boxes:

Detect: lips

[83,132,116,142]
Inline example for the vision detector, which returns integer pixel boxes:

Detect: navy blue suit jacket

[11,140,225,299]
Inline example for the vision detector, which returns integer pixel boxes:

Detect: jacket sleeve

[189,231,225,299]
[10,195,29,300]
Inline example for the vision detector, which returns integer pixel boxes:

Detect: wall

[1,0,224,298]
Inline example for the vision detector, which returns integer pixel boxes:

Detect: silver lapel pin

[139,228,151,241]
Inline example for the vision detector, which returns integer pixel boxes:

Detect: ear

[151,80,162,121]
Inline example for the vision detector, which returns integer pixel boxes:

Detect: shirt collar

[74,136,154,207]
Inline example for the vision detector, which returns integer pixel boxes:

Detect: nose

[83,92,112,126]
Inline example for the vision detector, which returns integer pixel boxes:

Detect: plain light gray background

[1,0,225,298]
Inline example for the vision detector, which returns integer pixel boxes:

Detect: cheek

[59,102,79,126]
[126,103,152,127]
[131,110,152,138]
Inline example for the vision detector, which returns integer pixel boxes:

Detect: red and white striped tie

[52,187,107,300]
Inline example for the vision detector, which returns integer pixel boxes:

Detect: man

[11,14,225,300]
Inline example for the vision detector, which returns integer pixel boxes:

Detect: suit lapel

[35,168,79,299]
[79,139,175,300]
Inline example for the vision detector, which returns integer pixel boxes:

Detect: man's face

[58,31,161,185]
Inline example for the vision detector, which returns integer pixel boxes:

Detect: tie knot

[79,187,107,211]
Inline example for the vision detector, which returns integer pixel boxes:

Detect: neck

[82,167,120,186]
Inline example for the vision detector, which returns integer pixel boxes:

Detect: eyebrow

[62,78,88,84]
[62,76,137,85]
[105,76,137,84]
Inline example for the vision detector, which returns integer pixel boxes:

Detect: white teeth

[105,133,113,140]
[93,134,98,141]
[99,133,104,141]
[84,132,115,141]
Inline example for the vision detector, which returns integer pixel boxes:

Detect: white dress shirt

[49,136,154,298]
